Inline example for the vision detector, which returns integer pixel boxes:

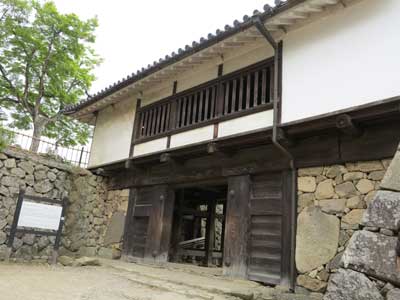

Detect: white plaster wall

[223,42,274,75]
[132,137,168,157]
[170,125,214,148]
[141,41,273,107]
[218,110,273,138]
[282,0,400,123]
[89,97,136,167]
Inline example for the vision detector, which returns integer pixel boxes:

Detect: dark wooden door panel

[124,185,174,263]
[247,172,285,285]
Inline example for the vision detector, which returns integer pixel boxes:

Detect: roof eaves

[63,0,302,115]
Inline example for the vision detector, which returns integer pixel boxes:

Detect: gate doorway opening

[169,185,228,268]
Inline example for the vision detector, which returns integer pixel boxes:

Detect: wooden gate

[223,171,294,287]
[123,185,175,263]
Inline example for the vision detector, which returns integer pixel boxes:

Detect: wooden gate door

[123,185,175,263]
[223,172,294,287]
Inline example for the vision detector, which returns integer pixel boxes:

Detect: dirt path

[0,261,256,300]
[0,260,323,300]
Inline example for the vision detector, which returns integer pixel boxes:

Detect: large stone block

[315,180,335,200]
[335,182,357,198]
[342,209,365,225]
[355,179,375,194]
[296,207,340,273]
[103,211,126,246]
[387,289,400,300]
[298,177,317,193]
[346,161,384,173]
[380,149,400,192]
[297,275,327,292]
[318,199,346,214]
[298,167,324,176]
[362,190,400,230]
[342,230,400,285]
[323,269,383,300]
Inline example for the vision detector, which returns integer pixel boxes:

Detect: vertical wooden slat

[204,88,210,120]
[140,112,146,138]
[151,108,157,136]
[165,102,171,131]
[216,82,225,116]
[263,67,268,104]
[160,104,166,133]
[224,81,230,114]
[192,93,198,124]
[254,71,259,107]
[167,100,175,131]
[199,90,204,122]
[232,79,237,113]
[210,86,216,118]
[188,95,193,125]
[145,110,152,137]
[155,106,162,134]
[238,76,244,111]
[246,73,251,109]
[270,65,274,105]
[182,97,187,126]
[175,98,182,128]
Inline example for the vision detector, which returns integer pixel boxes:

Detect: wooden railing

[134,59,274,144]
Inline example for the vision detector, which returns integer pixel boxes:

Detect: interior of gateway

[169,185,228,267]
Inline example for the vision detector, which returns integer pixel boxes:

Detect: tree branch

[22,48,37,115]
[0,97,20,105]
[0,63,22,102]
[35,29,60,115]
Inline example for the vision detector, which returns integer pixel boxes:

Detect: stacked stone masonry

[0,147,127,262]
[322,143,400,299]
[296,159,391,294]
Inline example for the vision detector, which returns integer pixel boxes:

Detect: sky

[53,0,274,94]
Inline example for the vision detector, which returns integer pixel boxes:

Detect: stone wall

[296,159,391,293]
[323,144,400,299]
[0,147,128,262]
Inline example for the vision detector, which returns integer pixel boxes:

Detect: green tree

[0,0,100,152]
[0,108,12,151]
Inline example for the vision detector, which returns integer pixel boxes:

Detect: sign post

[7,188,68,264]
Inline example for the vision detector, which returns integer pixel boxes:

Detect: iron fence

[5,130,90,168]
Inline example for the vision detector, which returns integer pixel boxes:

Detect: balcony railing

[134,58,274,144]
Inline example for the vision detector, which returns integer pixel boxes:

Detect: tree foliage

[0,0,100,151]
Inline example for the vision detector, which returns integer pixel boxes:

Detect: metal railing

[5,130,90,168]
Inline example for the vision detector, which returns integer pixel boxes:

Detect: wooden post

[6,188,25,261]
[204,198,216,266]
[129,99,142,157]
[51,195,68,265]
[223,175,250,279]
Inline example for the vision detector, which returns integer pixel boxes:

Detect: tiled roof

[63,0,298,114]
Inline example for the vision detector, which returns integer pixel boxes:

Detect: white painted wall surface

[89,97,136,167]
[223,42,273,75]
[170,125,214,148]
[132,137,168,157]
[218,110,273,138]
[282,0,400,123]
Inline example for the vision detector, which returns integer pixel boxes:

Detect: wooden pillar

[170,189,183,262]
[144,185,175,263]
[223,175,251,279]
[204,198,216,266]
